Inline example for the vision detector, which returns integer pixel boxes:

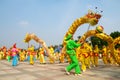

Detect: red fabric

[13,43,16,48]
[83,54,89,58]
[95,53,99,56]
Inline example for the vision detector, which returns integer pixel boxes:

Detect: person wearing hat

[65,34,82,76]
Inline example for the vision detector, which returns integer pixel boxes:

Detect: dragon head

[85,10,102,26]
[24,33,32,43]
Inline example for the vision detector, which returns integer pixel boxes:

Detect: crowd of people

[0,41,120,74]
[0,43,62,66]
[76,42,120,73]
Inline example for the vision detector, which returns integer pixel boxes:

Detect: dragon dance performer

[0,49,4,60]
[39,47,46,64]
[11,43,18,66]
[89,46,95,67]
[3,46,7,59]
[117,48,120,65]
[7,50,11,62]
[49,46,55,64]
[26,49,30,61]
[19,49,25,61]
[78,42,90,72]
[65,34,82,76]
[101,45,108,64]
[93,45,99,67]
[107,49,115,65]
[28,46,35,65]
[78,44,86,72]
[114,48,120,66]
[59,53,64,63]
[84,42,91,69]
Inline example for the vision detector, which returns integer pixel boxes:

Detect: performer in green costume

[65,34,82,75]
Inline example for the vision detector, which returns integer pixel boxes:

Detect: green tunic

[66,39,81,74]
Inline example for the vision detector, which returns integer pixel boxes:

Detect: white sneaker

[75,74,82,76]
[82,70,86,72]
[65,68,70,75]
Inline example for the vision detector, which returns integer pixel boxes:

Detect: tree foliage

[90,36,108,49]
[110,31,120,39]
[110,31,120,48]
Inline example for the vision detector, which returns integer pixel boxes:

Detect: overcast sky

[0,0,120,49]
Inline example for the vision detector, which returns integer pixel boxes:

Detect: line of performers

[76,42,120,72]
[0,42,120,72]
[0,44,61,66]
[60,41,120,72]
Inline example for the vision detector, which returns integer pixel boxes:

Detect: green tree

[110,31,120,39]
[110,31,120,48]
[91,36,108,49]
